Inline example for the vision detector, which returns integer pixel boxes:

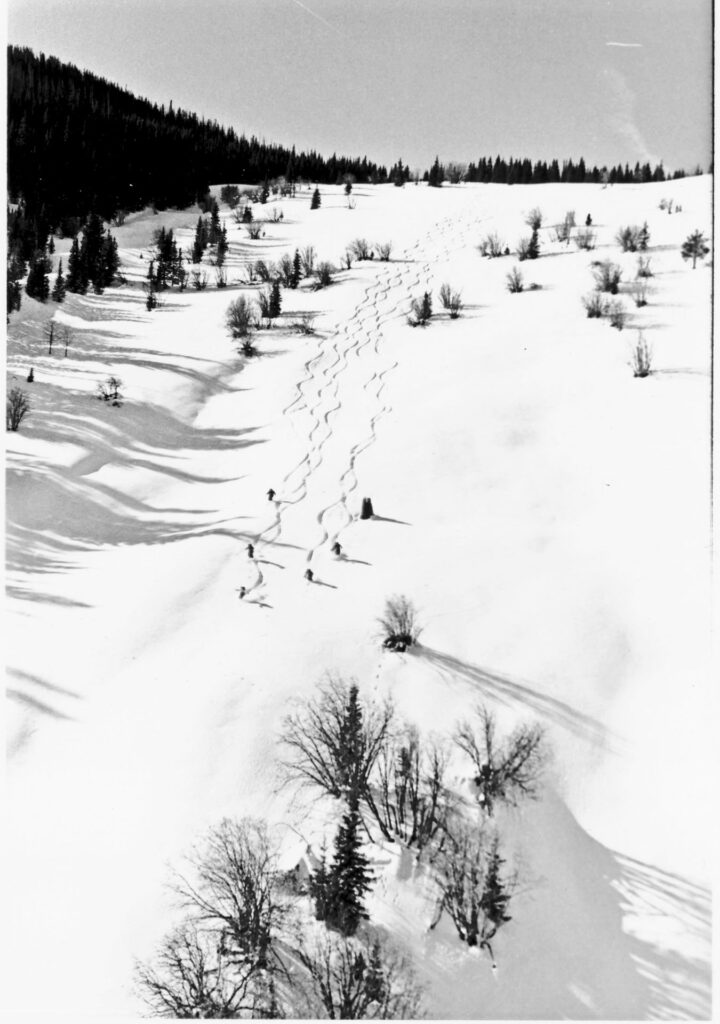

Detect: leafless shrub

[6,388,30,431]
[243,262,258,284]
[314,261,335,289]
[480,232,505,258]
[376,242,393,261]
[278,253,295,287]
[631,331,653,377]
[636,255,653,278]
[341,249,354,270]
[378,595,421,650]
[97,375,124,405]
[438,282,462,318]
[300,246,316,277]
[349,238,373,261]
[291,313,317,335]
[574,228,596,250]
[293,932,424,1019]
[191,270,208,290]
[278,675,394,804]
[226,296,256,339]
[516,236,532,261]
[454,705,545,815]
[215,267,227,288]
[407,292,433,327]
[607,298,628,329]
[269,206,283,223]
[631,279,648,307]
[592,260,622,293]
[246,223,263,240]
[255,259,273,283]
[582,292,607,318]
[506,266,524,293]
[554,211,575,244]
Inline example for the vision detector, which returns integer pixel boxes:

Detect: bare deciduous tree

[6,388,30,431]
[293,932,424,1019]
[454,705,545,814]
[226,297,255,339]
[438,283,462,318]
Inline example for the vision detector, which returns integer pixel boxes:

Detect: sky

[6,0,712,174]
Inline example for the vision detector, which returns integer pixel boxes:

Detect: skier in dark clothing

[331,541,342,556]
[247,543,255,558]
[239,586,247,599]
[304,568,314,582]
[267,488,276,501]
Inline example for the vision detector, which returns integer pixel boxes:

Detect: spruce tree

[291,249,302,288]
[216,225,228,267]
[681,230,710,269]
[327,798,373,935]
[51,259,66,302]
[192,216,206,263]
[309,844,333,922]
[527,227,540,260]
[428,156,444,187]
[66,235,87,293]
[480,837,512,935]
[269,279,282,319]
[25,251,50,301]
[311,187,321,210]
[338,684,363,796]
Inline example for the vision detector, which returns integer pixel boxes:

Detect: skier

[267,487,276,501]
[304,568,314,582]
[238,586,246,599]
[331,541,342,556]
[585,213,592,226]
[247,543,255,558]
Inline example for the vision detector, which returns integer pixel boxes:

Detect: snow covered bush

[246,222,263,240]
[291,312,317,335]
[293,932,424,1019]
[631,280,648,307]
[607,298,628,330]
[636,255,654,278]
[506,266,524,293]
[454,705,545,815]
[279,676,394,802]
[376,241,393,261]
[479,232,505,258]
[438,282,462,318]
[430,825,515,957]
[517,229,539,261]
[6,388,30,431]
[616,223,650,253]
[349,238,373,261]
[631,331,653,377]
[378,595,422,649]
[592,260,622,294]
[582,292,607,318]
[97,375,123,406]
[407,292,432,327]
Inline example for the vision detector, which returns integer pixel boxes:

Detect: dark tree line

[427,154,683,186]
[7,45,389,250]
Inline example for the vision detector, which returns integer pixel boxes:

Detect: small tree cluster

[149,227,187,290]
[479,233,506,258]
[427,156,445,187]
[616,223,650,252]
[517,229,540,261]
[378,595,422,649]
[314,261,335,289]
[25,249,51,301]
[66,213,119,294]
[349,238,374,261]
[97,375,124,406]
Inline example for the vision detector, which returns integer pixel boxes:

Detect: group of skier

[238,488,344,598]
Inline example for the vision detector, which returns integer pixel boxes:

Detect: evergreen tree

[25,250,50,300]
[681,230,709,269]
[637,221,650,252]
[428,156,444,187]
[209,199,222,245]
[308,844,333,922]
[216,225,228,267]
[51,258,66,302]
[291,249,302,288]
[269,279,282,319]
[364,939,386,1005]
[327,798,373,936]
[66,235,87,293]
[311,187,321,210]
[338,684,364,797]
[480,837,512,933]
[192,216,207,263]
[527,227,540,260]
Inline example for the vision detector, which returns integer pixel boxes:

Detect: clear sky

[7,0,712,174]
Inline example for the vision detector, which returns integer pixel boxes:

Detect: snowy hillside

[4,176,713,1019]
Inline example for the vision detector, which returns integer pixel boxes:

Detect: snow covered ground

[4,177,713,1019]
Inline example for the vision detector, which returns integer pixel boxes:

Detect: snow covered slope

[4,177,712,1018]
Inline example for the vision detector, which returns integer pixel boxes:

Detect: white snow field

[4,177,713,1019]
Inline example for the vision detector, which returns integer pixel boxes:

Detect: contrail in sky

[606,41,643,48]
[289,0,341,33]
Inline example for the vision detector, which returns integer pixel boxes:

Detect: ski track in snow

[248,206,486,597]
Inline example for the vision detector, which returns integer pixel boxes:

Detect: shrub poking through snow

[438,283,463,318]
[349,238,373,261]
[376,241,393,261]
[97,375,123,406]
[314,261,335,289]
[191,270,208,290]
[300,245,316,277]
[574,227,596,250]
[407,291,433,327]
[291,313,317,335]
[631,280,648,307]
[254,259,273,283]
[583,292,607,318]
[6,388,30,431]
[215,268,227,288]
[593,259,622,294]
[378,595,421,650]
[607,299,628,330]
[479,233,505,258]
[631,331,653,377]
[293,933,424,1019]
[517,228,539,261]
[506,266,524,293]
[636,255,654,278]
[226,296,255,339]
[454,705,545,815]
[246,222,263,240]
[681,230,710,268]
